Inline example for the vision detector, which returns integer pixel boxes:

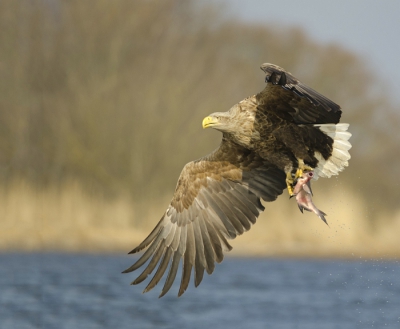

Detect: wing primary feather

[252,171,283,192]
[205,208,231,239]
[233,184,264,212]
[178,256,192,297]
[156,227,182,296]
[159,251,182,298]
[128,216,164,254]
[229,187,260,217]
[122,230,164,273]
[217,185,253,229]
[227,190,257,224]
[212,192,244,235]
[198,211,216,274]
[178,223,195,296]
[243,178,276,202]
[164,222,177,247]
[230,205,251,231]
[170,226,181,251]
[177,225,187,255]
[198,192,230,238]
[202,211,224,263]
[203,189,237,238]
[192,218,207,268]
[131,241,166,284]
[204,213,233,253]
[192,219,206,287]
[143,247,173,294]
[194,252,205,288]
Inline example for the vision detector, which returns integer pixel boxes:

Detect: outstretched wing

[123,140,286,297]
[257,63,342,124]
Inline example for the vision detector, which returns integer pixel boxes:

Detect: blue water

[1,254,400,329]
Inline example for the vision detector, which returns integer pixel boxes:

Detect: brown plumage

[123,63,351,297]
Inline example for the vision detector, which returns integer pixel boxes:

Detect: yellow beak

[202,116,219,129]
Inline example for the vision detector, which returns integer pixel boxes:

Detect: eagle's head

[202,104,257,148]
[202,112,235,132]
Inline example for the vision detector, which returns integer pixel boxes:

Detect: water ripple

[1,254,399,329]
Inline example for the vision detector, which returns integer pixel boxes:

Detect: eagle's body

[123,63,351,297]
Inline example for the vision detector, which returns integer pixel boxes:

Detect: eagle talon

[286,161,314,197]
[286,173,295,197]
[294,162,313,181]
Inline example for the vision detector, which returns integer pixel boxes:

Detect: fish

[292,171,328,226]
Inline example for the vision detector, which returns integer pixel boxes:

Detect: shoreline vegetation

[2,180,399,259]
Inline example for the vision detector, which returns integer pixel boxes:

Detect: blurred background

[2,1,400,328]
[1,0,400,257]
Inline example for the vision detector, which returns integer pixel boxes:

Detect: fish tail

[297,204,304,213]
[317,210,329,226]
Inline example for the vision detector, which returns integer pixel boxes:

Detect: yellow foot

[286,172,295,198]
[295,159,313,179]
[286,160,314,197]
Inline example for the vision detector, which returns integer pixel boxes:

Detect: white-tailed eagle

[123,63,352,297]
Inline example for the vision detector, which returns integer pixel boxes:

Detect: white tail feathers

[313,123,352,179]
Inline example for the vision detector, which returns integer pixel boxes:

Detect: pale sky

[213,0,400,105]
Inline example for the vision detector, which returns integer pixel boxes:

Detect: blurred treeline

[1,0,399,220]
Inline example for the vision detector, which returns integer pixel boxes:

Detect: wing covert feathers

[123,144,286,297]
